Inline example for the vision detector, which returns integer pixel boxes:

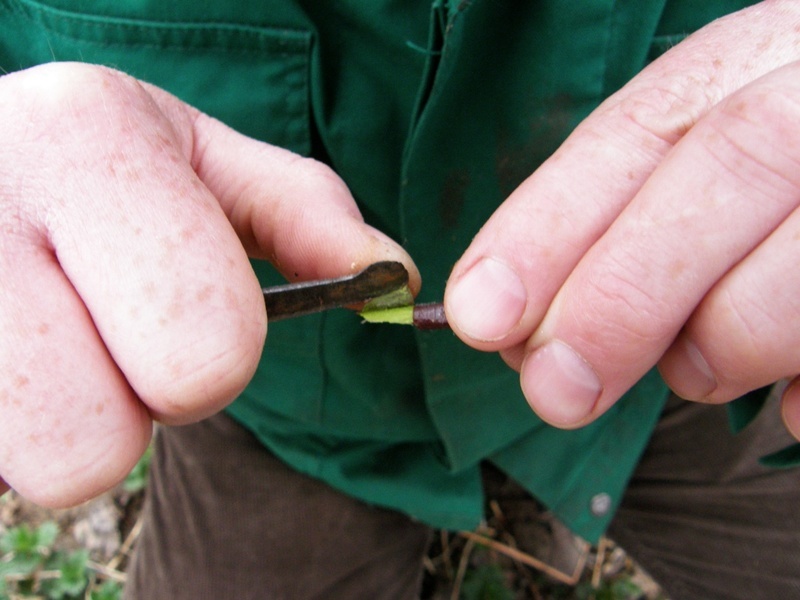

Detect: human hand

[0,63,417,506]
[445,1,800,439]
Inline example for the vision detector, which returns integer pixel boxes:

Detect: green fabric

[0,0,763,542]
[0,0,313,153]
[760,443,800,469]
[728,387,800,468]
[728,387,772,434]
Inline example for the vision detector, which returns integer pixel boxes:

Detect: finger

[499,344,526,372]
[183,107,421,290]
[6,64,268,424]
[659,203,800,403]
[781,378,800,441]
[445,3,800,350]
[139,81,420,291]
[521,61,800,428]
[0,242,152,507]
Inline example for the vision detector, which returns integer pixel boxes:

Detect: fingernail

[780,380,800,441]
[659,336,716,400]
[447,258,526,342]
[521,340,602,427]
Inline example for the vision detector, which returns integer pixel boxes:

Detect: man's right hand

[0,62,418,507]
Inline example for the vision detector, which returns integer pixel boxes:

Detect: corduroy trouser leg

[125,389,800,600]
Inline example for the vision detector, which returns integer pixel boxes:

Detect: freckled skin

[195,284,215,303]
[167,297,185,320]
[0,61,415,507]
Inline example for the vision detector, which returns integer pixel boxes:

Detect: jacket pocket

[0,0,312,154]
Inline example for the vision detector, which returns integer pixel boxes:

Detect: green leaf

[361,285,414,311]
[460,564,514,600]
[1,524,38,555]
[43,549,89,599]
[0,551,43,599]
[1,521,59,559]
[0,552,43,579]
[124,445,153,493]
[358,285,415,325]
[575,577,643,600]
[90,581,122,600]
[35,522,59,551]
[359,304,415,325]
[611,578,643,597]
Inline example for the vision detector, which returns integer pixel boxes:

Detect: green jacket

[0,0,759,542]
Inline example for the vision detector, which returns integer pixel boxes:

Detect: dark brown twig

[413,302,449,330]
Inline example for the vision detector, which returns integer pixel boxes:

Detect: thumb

[147,83,420,291]
[0,63,416,508]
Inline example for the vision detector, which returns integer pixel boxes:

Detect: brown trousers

[124,391,800,600]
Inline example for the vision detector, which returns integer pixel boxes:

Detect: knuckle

[287,156,354,204]
[608,65,723,147]
[704,81,800,197]
[18,63,141,130]
[698,283,800,385]
[571,260,678,359]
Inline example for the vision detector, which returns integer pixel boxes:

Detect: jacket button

[590,493,612,517]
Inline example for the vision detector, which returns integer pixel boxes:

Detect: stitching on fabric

[12,21,310,58]
[28,28,304,57]
[7,0,310,56]
[10,0,309,38]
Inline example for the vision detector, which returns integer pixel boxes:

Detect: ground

[1,473,667,600]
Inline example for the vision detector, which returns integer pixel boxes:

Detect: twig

[2,569,62,583]
[87,560,126,583]
[499,533,546,600]
[591,536,609,589]
[450,536,476,600]
[422,554,437,575]
[440,530,454,581]
[458,530,587,586]
[413,302,449,330]
[107,512,144,572]
[488,500,504,523]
